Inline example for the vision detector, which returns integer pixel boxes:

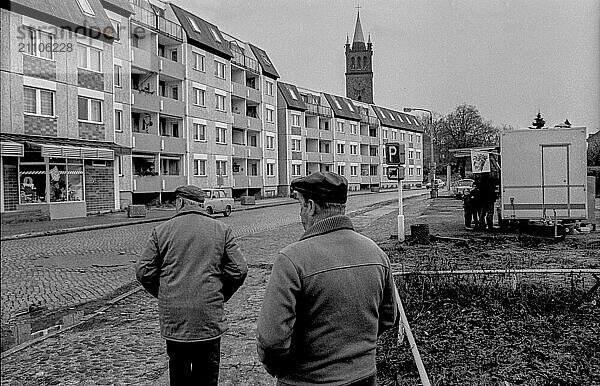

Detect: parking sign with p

[385,142,405,165]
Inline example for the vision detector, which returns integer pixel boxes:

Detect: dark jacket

[256,215,397,386]
[136,207,247,342]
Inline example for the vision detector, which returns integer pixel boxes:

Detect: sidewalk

[0,189,399,240]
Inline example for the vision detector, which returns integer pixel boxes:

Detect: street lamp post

[403,107,436,197]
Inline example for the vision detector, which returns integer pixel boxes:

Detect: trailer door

[541,145,569,218]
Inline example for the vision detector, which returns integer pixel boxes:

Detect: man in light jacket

[136,185,247,386]
[257,172,397,386]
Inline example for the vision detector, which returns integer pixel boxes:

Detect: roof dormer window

[346,100,355,112]
[189,17,201,33]
[210,28,222,43]
[75,0,95,16]
[288,86,298,100]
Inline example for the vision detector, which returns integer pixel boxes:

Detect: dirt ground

[372,197,600,385]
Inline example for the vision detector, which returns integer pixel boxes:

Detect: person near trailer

[463,186,480,229]
[256,172,398,386]
[136,185,248,386]
[476,173,497,231]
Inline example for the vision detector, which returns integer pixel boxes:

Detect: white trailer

[500,127,588,222]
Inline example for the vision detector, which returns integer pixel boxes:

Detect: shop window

[19,164,46,204]
[49,159,84,202]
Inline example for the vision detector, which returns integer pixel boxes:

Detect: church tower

[345,9,373,103]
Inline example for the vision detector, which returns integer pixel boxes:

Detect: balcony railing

[131,4,183,41]
[360,114,379,126]
[306,103,332,118]
[230,46,260,74]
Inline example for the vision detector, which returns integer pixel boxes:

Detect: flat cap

[175,185,206,202]
[291,172,348,204]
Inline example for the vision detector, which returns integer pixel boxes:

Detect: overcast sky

[175,0,599,134]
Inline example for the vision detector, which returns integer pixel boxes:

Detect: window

[193,88,205,106]
[170,49,178,62]
[350,144,358,155]
[409,134,414,142]
[350,123,357,135]
[193,52,205,71]
[291,114,300,127]
[346,100,355,112]
[409,150,414,159]
[350,165,358,176]
[266,163,275,176]
[161,158,180,175]
[417,167,421,175]
[46,158,84,203]
[266,136,275,150]
[401,133,405,141]
[292,164,301,176]
[416,134,421,143]
[408,167,414,176]
[416,151,421,159]
[215,93,226,111]
[189,17,201,33]
[110,19,120,40]
[216,160,227,176]
[266,80,274,96]
[115,109,122,132]
[337,165,345,175]
[23,28,54,59]
[193,123,206,141]
[266,107,274,123]
[292,138,301,151]
[214,61,225,79]
[382,129,388,139]
[210,28,222,43]
[194,159,206,176]
[75,0,95,15]
[171,86,179,101]
[78,96,102,123]
[392,130,397,140]
[288,86,298,100]
[24,87,54,117]
[333,97,342,109]
[215,126,227,144]
[337,122,344,132]
[336,143,345,154]
[114,65,122,87]
[78,44,102,72]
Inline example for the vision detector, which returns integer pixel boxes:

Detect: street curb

[0,189,425,242]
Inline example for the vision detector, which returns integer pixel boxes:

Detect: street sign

[387,166,405,180]
[385,142,405,165]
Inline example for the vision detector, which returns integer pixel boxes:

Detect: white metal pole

[397,173,405,241]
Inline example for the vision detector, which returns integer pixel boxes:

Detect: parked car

[425,179,445,189]
[202,189,234,216]
[453,178,475,198]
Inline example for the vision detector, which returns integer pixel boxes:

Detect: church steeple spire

[352,8,366,50]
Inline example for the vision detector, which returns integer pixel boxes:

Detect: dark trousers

[166,338,221,386]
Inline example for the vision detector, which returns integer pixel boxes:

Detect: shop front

[1,140,116,220]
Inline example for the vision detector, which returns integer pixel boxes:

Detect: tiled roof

[249,44,279,79]
[100,0,132,16]
[170,4,232,59]
[323,94,361,121]
[372,105,423,132]
[5,0,115,42]
[277,82,306,111]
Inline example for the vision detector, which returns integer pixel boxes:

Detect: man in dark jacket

[256,172,398,386]
[136,185,247,386]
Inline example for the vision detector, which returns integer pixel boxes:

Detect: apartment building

[0,0,128,220]
[372,105,424,188]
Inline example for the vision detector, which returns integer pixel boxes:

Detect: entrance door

[541,145,569,217]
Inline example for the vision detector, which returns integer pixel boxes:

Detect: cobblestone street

[0,191,428,385]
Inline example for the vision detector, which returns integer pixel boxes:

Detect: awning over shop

[37,144,114,160]
[0,141,24,157]
[0,133,131,155]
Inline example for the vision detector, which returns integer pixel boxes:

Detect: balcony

[291,151,303,160]
[159,58,185,79]
[230,49,260,74]
[318,130,333,140]
[306,103,332,118]
[320,153,334,163]
[131,47,159,72]
[132,91,160,112]
[360,114,379,126]
[162,175,187,191]
[361,155,379,164]
[160,98,185,116]
[161,137,185,154]
[248,116,261,131]
[131,3,183,41]
[360,175,380,184]
[232,113,246,129]
[306,127,319,138]
[247,88,261,103]
[370,136,379,145]
[233,175,263,188]
[134,175,161,193]
[232,144,262,159]
[291,126,301,136]
[133,132,161,152]
[305,152,333,163]
[231,82,246,99]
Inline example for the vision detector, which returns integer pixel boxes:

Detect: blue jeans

[166,338,221,386]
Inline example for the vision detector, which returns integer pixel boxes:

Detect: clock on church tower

[345,8,373,104]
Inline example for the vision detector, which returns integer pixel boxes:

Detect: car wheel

[206,206,213,215]
[223,205,231,217]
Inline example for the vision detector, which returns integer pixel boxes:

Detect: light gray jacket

[136,207,247,342]
[257,215,397,385]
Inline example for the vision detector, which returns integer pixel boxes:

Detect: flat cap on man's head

[175,185,206,202]
[291,172,348,204]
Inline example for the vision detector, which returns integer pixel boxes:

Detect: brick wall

[3,158,18,211]
[84,161,114,213]
[77,69,104,91]
[24,115,57,136]
[23,56,56,81]
[79,122,105,141]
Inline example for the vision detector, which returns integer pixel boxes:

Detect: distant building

[345,10,373,104]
